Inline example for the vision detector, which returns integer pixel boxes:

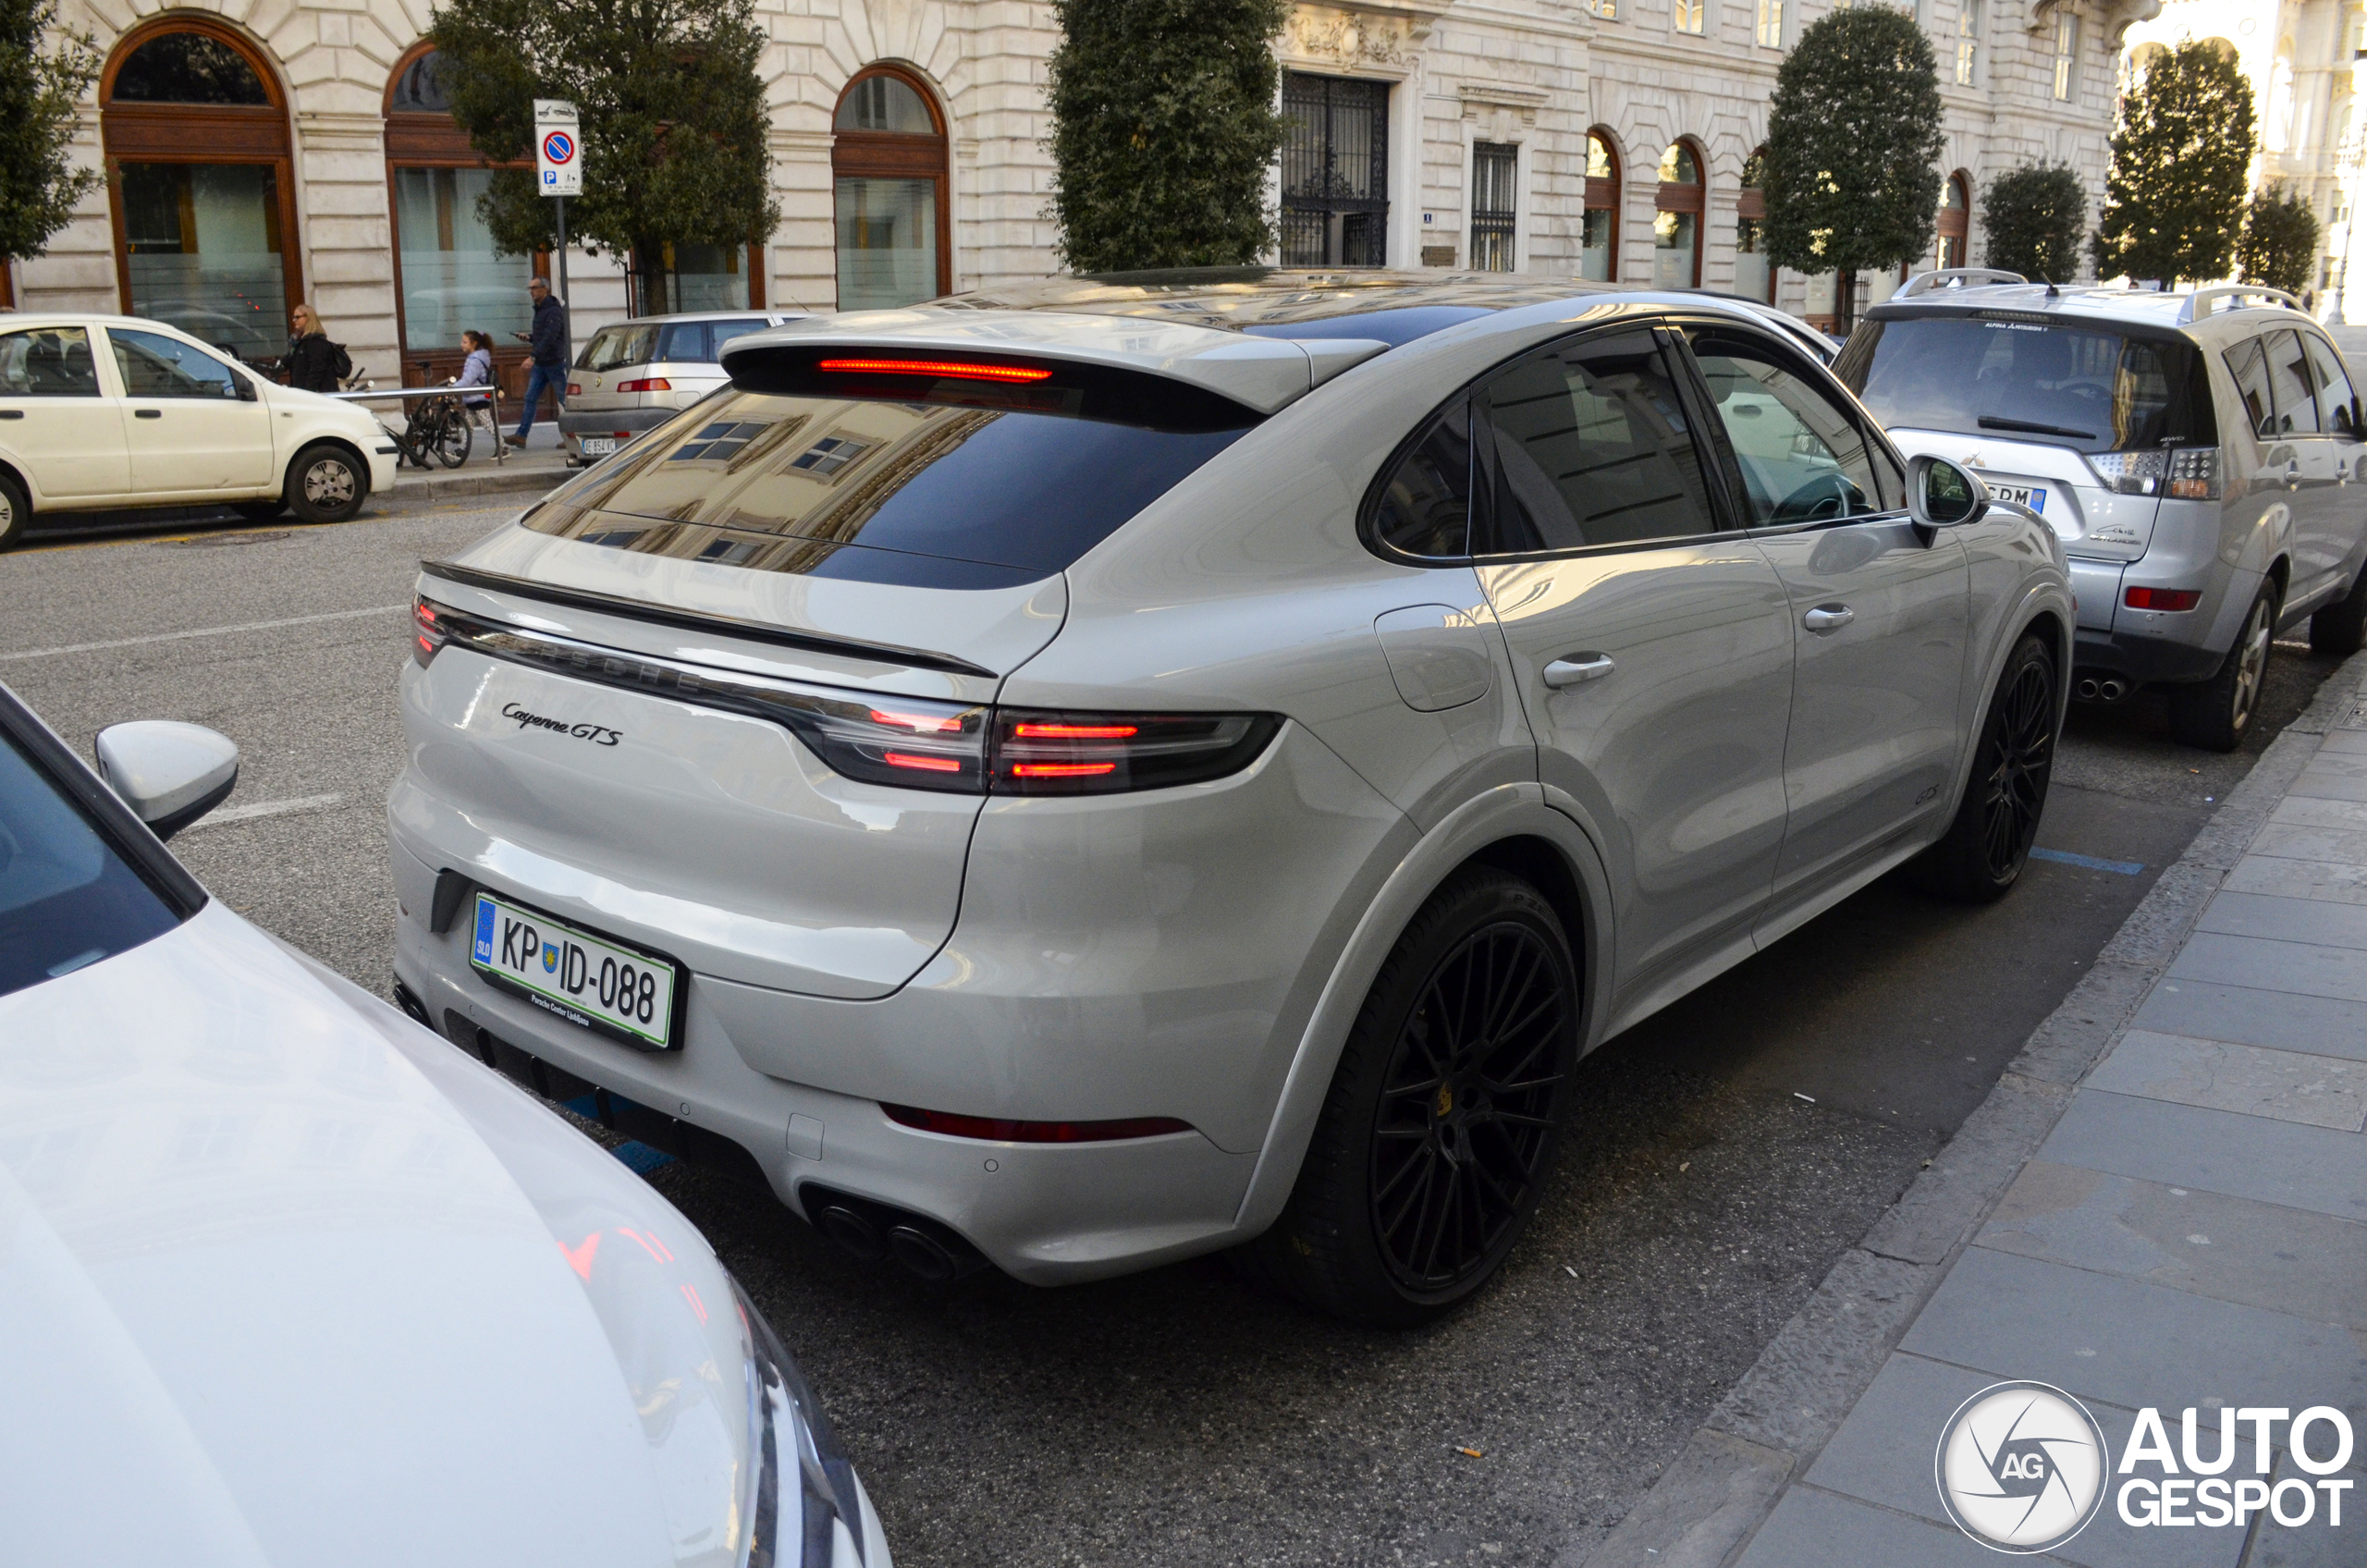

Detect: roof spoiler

[1895,268,2028,300]
[2180,284,2304,324]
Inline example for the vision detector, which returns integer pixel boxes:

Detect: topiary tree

[2237,183,2320,294]
[427,0,779,316]
[1762,6,1945,334]
[1981,163,2087,283]
[1045,0,1289,273]
[2094,38,2255,287]
[0,0,101,279]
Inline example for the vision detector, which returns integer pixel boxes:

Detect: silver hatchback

[1843,276,2367,749]
[560,311,803,465]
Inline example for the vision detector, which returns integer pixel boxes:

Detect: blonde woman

[285,303,345,393]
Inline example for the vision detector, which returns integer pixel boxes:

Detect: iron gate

[1281,74,1390,267]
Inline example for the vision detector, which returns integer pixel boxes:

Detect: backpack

[329,340,352,381]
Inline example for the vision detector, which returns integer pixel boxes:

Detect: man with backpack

[508,276,568,447]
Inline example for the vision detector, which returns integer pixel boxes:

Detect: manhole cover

[156,530,294,548]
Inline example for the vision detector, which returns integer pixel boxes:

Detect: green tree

[0,0,101,272]
[1045,0,1289,273]
[1980,163,2088,283]
[2094,39,2255,286]
[426,0,778,316]
[2237,183,2319,294]
[1762,6,1945,334]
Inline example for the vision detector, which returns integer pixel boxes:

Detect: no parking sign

[534,100,582,195]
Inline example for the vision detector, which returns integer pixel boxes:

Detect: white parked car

[0,314,399,549]
[0,684,891,1568]
[563,312,804,466]
[389,269,2069,1325]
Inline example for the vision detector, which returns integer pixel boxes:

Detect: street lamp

[2329,132,2364,325]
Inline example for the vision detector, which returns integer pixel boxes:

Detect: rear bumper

[558,408,675,437]
[2067,553,2258,690]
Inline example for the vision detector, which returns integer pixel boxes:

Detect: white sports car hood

[0,900,757,1567]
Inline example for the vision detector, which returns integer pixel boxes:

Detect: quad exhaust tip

[806,1186,989,1280]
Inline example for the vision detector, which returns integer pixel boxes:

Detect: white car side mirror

[94,721,239,840]
[1907,453,1991,529]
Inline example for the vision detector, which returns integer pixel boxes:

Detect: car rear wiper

[1978,416,2096,440]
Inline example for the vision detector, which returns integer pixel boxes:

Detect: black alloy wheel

[1369,920,1571,1295]
[1245,867,1578,1325]
[1913,632,2059,903]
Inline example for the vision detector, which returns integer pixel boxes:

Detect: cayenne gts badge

[500,701,621,746]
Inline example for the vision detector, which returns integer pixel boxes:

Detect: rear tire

[1913,632,2058,903]
[2312,570,2367,656]
[2169,584,2276,752]
[1245,867,1578,1327]
[285,443,368,525]
[0,470,27,550]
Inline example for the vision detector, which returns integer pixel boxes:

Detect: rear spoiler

[717,311,1390,414]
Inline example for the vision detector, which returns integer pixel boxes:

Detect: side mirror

[233,373,259,402]
[94,722,239,840]
[1907,453,1990,528]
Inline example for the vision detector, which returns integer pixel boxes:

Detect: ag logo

[1935,1380,2111,1553]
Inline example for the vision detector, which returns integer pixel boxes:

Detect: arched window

[385,44,536,388]
[1654,140,1704,288]
[1581,131,1621,282]
[833,67,950,310]
[1735,147,1773,303]
[1939,173,1970,269]
[102,20,299,366]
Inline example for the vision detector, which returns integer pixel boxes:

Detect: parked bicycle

[380,369,472,470]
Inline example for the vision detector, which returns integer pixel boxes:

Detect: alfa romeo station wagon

[388,270,2069,1323]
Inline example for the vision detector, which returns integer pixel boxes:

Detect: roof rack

[2179,284,2303,324]
[1895,268,2029,300]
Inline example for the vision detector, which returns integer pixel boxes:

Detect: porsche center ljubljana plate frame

[470,890,681,1049]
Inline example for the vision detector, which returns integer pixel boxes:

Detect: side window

[1370,400,1473,558]
[1481,330,1719,551]
[709,319,767,357]
[0,327,100,398]
[109,329,241,400]
[1686,330,1883,525]
[2263,330,2320,435]
[657,322,712,362]
[2303,333,2359,437]
[2225,337,2276,438]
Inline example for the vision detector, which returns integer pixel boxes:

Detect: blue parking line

[2029,846,2146,876]
[560,1092,679,1174]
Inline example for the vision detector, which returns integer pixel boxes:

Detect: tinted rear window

[0,729,182,998]
[528,355,1257,585]
[580,324,658,372]
[1838,313,2217,453]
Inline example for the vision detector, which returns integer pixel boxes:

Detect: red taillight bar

[1012,721,1138,739]
[2124,587,2202,611]
[881,1104,1194,1143]
[817,358,1053,384]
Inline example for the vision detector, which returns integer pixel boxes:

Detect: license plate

[1990,484,2046,513]
[579,437,619,456]
[470,891,680,1050]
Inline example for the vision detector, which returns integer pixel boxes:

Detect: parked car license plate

[470,891,680,1049]
[579,437,619,456]
[1989,484,2045,513]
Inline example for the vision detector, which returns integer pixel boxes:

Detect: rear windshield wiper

[1979,415,2097,440]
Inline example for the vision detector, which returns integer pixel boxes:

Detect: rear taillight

[2166,447,2220,499]
[2124,587,2202,611]
[990,708,1281,795]
[410,600,1280,795]
[2086,450,2165,496]
[616,378,672,394]
[411,597,448,667]
[566,382,582,397]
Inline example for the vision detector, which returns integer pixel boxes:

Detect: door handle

[1803,605,1855,633]
[135,409,162,419]
[1543,653,1615,688]
[0,410,20,420]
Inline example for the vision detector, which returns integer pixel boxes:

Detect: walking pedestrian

[508,278,567,447]
[453,329,495,434]
[285,304,347,394]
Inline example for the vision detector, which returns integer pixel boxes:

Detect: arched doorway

[1581,130,1621,282]
[1939,173,1970,270]
[1654,140,1704,288]
[102,18,300,367]
[385,44,535,392]
[1735,147,1774,302]
[832,67,950,310]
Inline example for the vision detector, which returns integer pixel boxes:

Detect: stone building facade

[12,0,2146,386]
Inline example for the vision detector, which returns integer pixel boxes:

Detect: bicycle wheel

[429,399,472,469]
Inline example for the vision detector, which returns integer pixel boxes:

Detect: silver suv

[1840,276,2367,749]
[560,310,803,465]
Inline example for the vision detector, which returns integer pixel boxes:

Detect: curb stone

[1564,645,2367,1568]
[386,462,570,504]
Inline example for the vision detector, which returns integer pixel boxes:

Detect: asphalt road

[1,500,2343,1568]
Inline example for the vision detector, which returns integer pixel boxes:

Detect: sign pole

[555,193,571,366]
